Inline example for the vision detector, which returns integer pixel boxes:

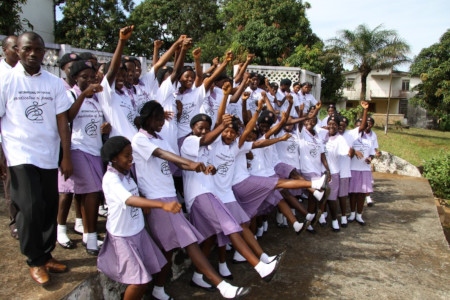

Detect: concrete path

[1,172,449,299]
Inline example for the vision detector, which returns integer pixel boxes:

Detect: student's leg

[186,242,222,286]
[57,193,74,248]
[240,223,263,258]
[349,192,357,221]
[124,284,147,300]
[80,192,101,253]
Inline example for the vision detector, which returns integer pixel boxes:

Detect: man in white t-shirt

[0,32,73,286]
[0,35,20,240]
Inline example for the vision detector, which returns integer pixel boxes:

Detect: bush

[423,152,450,199]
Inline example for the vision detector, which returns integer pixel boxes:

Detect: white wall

[20,0,55,43]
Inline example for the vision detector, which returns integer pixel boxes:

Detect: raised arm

[265,110,289,139]
[106,25,134,86]
[154,35,186,75]
[152,40,163,66]
[238,99,263,148]
[234,53,254,85]
[170,37,192,83]
[203,51,233,91]
[229,73,250,104]
[192,47,203,88]
[358,100,369,133]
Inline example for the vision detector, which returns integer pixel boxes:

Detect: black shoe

[232,287,251,299]
[332,227,340,232]
[262,257,282,282]
[319,220,327,227]
[356,220,366,226]
[341,222,348,228]
[296,220,308,235]
[220,272,234,280]
[58,240,75,249]
[190,280,217,292]
[306,228,316,234]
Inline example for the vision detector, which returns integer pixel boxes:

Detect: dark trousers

[9,164,58,266]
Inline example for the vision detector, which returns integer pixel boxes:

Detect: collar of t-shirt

[17,62,42,77]
[139,128,162,140]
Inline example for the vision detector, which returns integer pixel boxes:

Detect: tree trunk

[360,72,369,101]
[384,67,394,135]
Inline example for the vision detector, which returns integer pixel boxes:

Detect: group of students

[0,25,380,299]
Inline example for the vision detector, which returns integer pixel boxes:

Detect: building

[340,69,422,126]
[19,0,55,43]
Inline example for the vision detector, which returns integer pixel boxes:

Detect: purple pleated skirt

[189,193,242,247]
[274,162,295,179]
[70,149,104,194]
[349,170,373,193]
[146,197,204,251]
[97,229,167,285]
[328,173,340,201]
[338,177,350,197]
[58,170,74,193]
[232,175,281,218]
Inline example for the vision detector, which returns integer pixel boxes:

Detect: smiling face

[112,144,133,174]
[304,117,317,133]
[179,70,195,89]
[327,119,338,136]
[74,68,96,91]
[192,120,211,138]
[115,68,127,91]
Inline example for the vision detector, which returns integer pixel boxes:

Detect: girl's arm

[241,91,252,125]
[125,196,181,213]
[153,148,206,172]
[215,81,232,127]
[170,37,192,84]
[261,91,276,114]
[154,35,186,75]
[192,47,203,88]
[321,152,331,175]
[203,51,233,91]
[106,25,134,86]
[229,73,250,104]
[251,132,291,149]
[234,53,254,85]
[152,40,163,66]
[68,83,103,122]
[203,56,218,75]
[264,110,288,139]
[238,99,263,148]
[358,100,369,133]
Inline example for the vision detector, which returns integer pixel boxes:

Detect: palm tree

[328,24,410,102]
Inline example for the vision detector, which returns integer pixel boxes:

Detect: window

[402,80,410,91]
[345,78,355,90]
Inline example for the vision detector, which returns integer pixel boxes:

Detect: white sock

[260,252,277,264]
[217,280,240,299]
[366,196,373,203]
[192,271,212,288]
[75,218,84,233]
[341,215,347,224]
[282,216,288,226]
[311,174,326,190]
[323,211,328,219]
[262,220,268,232]
[319,214,326,224]
[233,251,246,262]
[254,259,276,278]
[276,212,283,224]
[219,262,232,277]
[82,233,87,244]
[293,221,303,233]
[152,285,170,300]
[332,219,340,230]
[306,213,315,221]
[226,243,232,251]
[86,232,98,250]
[348,211,356,220]
[57,225,70,244]
[256,226,264,237]
[291,208,296,216]
[356,213,364,223]
[313,190,324,201]
[307,225,314,231]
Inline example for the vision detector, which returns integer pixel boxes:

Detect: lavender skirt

[58,170,74,193]
[274,162,295,179]
[189,193,242,247]
[97,229,167,285]
[338,178,350,198]
[328,173,340,201]
[70,149,104,194]
[232,175,281,218]
[147,197,204,251]
[349,170,373,193]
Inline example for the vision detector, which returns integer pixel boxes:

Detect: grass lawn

[371,126,450,167]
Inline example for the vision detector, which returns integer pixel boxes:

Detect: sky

[306,0,450,70]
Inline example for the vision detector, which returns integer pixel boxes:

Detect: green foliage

[338,106,363,127]
[327,24,410,100]
[0,0,33,35]
[423,151,450,199]
[410,30,450,117]
[55,0,134,52]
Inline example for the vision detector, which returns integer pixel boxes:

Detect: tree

[221,0,320,65]
[55,0,134,53]
[328,24,410,101]
[127,0,223,58]
[284,41,345,102]
[410,29,450,117]
[0,0,33,35]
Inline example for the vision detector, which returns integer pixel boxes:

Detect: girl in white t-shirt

[132,101,250,300]
[98,136,177,300]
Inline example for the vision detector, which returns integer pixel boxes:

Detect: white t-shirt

[248,136,276,177]
[365,130,379,149]
[68,88,104,156]
[180,135,216,211]
[299,127,325,174]
[232,141,253,186]
[102,166,144,237]
[97,77,138,141]
[0,64,72,168]
[0,59,13,73]
[132,130,177,199]
[275,90,299,118]
[325,134,349,174]
[155,77,179,154]
[339,128,361,178]
[244,87,264,115]
[299,92,318,114]
[350,133,375,171]
[275,128,301,169]
[201,86,224,126]
[176,85,208,138]
[140,68,158,101]
[209,137,252,204]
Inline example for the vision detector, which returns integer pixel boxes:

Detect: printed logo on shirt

[287,141,298,153]
[307,141,321,158]
[85,119,99,136]
[127,111,137,128]
[130,207,140,219]
[160,161,171,176]
[25,101,46,121]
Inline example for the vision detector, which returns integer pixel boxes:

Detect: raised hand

[119,25,134,41]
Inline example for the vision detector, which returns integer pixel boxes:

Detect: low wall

[372,151,422,177]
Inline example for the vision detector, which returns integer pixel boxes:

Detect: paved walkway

[0,172,449,299]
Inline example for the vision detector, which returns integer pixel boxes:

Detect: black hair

[101,136,131,163]
[280,78,292,86]
[341,116,349,126]
[2,35,17,49]
[300,81,313,88]
[156,66,173,86]
[18,32,44,46]
[139,100,164,130]
[176,65,195,81]
[257,110,276,126]
[327,114,341,124]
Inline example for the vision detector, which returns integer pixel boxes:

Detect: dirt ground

[1,172,450,299]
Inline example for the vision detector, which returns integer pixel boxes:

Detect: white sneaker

[366,195,374,207]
